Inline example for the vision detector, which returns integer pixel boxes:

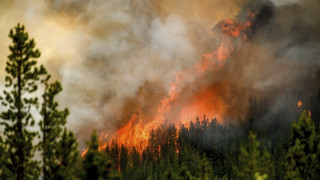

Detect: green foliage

[83,131,120,180]
[38,77,71,179]
[233,132,274,180]
[0,23,81,180]
[272,143,286,179]
[255,172,268,180]
[225,144,238,179]
[0,137,13,179]
[163,165,183,180]
[260,148,275,180]
[54,129,82,179]
[195,155,214,180]
[285,110,319,179]
[233,132,261,180]
[0,23,47,180]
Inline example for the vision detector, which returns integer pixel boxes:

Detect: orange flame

[177,85,227,127]
[81,148,88,158]
[297,100,303,108]
[90,13,255,154]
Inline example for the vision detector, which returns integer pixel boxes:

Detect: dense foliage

[99,109,320,180]
[0,23,46,179]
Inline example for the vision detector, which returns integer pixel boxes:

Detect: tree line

[1,24,320,180]
[98,109,320,180]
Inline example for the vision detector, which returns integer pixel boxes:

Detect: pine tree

[314,135,320,179]
[54,129,82,180]
[110,139,120,171]
[285,110,318,179]
[131,147,141,169]
[273,143,286,180]
[141,149,153,180]
[148,129,159,162]
[120,144,128,174]
[83,130,118,180]
[0,23,46,180]
[225,144,238,179]
[260,148,275,180]
[38,77,70,179]
[165,125,178,170]
[195,155,214,180]
[0,137,12,179]
[163,165,183,180]
[130,147,142,179]
[233,132,268,180]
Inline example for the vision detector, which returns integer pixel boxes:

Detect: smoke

[213,0,320,131]
[0,0,319,146]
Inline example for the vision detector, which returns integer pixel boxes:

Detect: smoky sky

[0,0,319,146]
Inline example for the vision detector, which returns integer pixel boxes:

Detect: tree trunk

[43,89,47,180]
[17,50,24,180]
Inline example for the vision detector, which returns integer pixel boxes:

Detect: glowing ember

[248,11,255,18]
[308,109,311,117]
[297,100,303,108]
[81,148,88,158]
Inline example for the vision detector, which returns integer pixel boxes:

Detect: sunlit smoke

[1,0,320,151]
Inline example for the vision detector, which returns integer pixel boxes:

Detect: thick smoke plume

[0,0,319,147]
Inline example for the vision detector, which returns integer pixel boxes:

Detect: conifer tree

[233,132,268,180]
[0,23,46,180]
[38,77,70,179]
[225,144,238,179]
[0,137,12,178]
[314,135,320,179]
[83,131,118,180]
[285,110,318,179]
[148,129,160,162]
[195,155,214,180]
[54,129,82,180]
[272,143,286,180]
[163,165,182,180]
[120,145,128,174]
[110,139,120,171]
[260,149,275,180]
[131,147,141,174]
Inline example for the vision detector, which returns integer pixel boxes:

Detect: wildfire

[296,100,312,117]
[177,84,227,127]
[81,12,255,156]
[308,109,311,117]
[221,19,246,37]
[81,148,88,158]
[297,100,303,108]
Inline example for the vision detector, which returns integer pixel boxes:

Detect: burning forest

[91,9,256,153]
[0,0,320,179]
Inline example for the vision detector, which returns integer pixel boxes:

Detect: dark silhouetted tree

[83,131,119,180]
[54,129,82,180]
[0,23,46,180]
[120,144,128,175]
[38,77,70,179]
[0,137,12,178]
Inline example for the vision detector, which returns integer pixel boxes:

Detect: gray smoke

[0,0,319,147]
